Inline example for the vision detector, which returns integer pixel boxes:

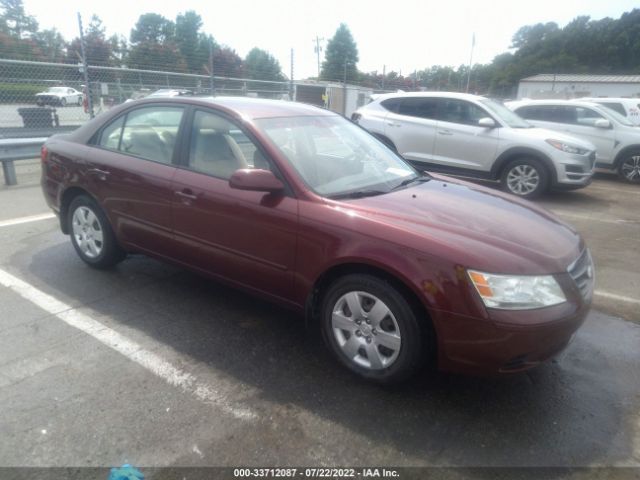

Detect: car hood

[335,176,583,275]
[511,127,596,150]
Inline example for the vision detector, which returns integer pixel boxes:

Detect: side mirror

[478,117,496,128]
[594,119,611,129]
[229,168,284,193]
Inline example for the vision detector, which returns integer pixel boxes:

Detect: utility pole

[290,48,294,101]
[414,69,418,90]
[77,13,94,118]
[465,33,475,93]
[343,58,348,116]
[382,64,386,90]
[209,38,215,96]
[313,36,324,79]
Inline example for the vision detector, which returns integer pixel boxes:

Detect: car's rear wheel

[617,151,640,183]
[68,195,125,269]
[59,97,66,107]
[501,157,549,199]
[321,274,425,384]
[77,96,82,106]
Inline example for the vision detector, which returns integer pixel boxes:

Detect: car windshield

[596,104,635,127]
[47,87,67,93]
[255,115,418,197]
[479,98,532,128]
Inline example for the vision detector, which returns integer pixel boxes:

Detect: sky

[22,0,640,79]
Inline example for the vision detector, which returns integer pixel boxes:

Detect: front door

[170,109,298,302]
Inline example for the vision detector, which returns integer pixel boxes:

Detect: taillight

[40,145,48,164]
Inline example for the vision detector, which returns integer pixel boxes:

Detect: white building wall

[517,81,640,100]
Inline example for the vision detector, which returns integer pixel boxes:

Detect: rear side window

[98,106,184,165]
[397,97,438,119]
[598,102,626,116]
[380,98,401,112]
[517,105,574,124]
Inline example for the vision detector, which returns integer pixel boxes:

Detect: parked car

[507,99,640,183]
[35,86,82,107]
[575,97,640,125]
[352,92,596,198]
[41,97,593,383]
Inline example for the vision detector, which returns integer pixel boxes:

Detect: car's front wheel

[617,150,640,183]
[321,274,426,384]
[68,195,125,269]
[501,158,549,199]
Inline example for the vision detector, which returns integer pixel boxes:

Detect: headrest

[195,113,231,133]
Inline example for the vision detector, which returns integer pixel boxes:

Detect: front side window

[575,107,605,126]
[187,110,260,179]
[438,99,488,126]
[256,115,417,197]
[96,106,184,164]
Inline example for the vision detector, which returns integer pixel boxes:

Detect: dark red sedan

[41,97,594,383]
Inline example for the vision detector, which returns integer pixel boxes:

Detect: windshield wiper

[391,173,432,191]
[330,189,388,200]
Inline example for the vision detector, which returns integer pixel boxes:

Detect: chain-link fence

[0,58,399,140]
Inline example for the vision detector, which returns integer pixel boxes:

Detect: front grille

[568,249,595,301]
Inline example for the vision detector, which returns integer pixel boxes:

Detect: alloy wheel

[621,155,640,182]
[506,164,540,195]
[71,206,104,259]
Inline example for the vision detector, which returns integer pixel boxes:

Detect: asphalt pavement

[0,165,639,476]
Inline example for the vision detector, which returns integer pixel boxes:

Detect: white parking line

[0,213,56,228]
[0,268,257,421]
[551,210,638,226]
[594,290,640,306]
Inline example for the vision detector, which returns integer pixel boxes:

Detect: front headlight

[546,139,589,155]
[468,270,566,310]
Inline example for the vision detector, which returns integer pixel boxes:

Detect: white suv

[507,99,640,183]
[576,98,640,126]
[352,92,596,198]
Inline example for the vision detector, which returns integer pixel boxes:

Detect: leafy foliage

[320,23,359,83]
[244,48,285,81]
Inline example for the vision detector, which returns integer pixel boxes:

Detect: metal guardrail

[0,137,47,185]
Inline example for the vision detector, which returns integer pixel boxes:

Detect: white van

[576,98,640,126]
[507,99,640,183]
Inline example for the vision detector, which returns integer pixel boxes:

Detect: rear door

[384,97,438,163]
[430,98,499,172]
[87,104,185,256]
[170,108,298,302]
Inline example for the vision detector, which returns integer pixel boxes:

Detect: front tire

[68,195,125,269]
[321,274,426,384]
[617,151,640,183]
[501,157,549,199]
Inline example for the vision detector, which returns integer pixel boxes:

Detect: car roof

[373,91,485,102]
[130,96,337,120]
[509,99,604,108]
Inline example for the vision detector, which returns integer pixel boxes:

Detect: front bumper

[431,268,592,376]
[554,151,596,187]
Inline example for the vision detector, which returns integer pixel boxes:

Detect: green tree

[128,13,185,71]
[244,48,284,81]
[66,15,113,66]
[175,10,210,72]
[213,46,243,78]
[320,23,359,83]
[0,0,37,38]
[33,28,66,62]
[130,13,174,44]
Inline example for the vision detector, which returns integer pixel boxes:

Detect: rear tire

[617,150,640,183]
[68,195,125,269]
[501,157,549,199]
[320,274,426,384]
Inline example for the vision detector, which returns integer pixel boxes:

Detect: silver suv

[507,99,640,183]
[352,92,596,198]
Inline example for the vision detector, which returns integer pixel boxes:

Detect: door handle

[87,168,110,180]
[438,130,453,135]
[175,189,197,201]
[386,122,401,127]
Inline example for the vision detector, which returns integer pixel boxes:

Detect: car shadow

[24,241,638,468]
